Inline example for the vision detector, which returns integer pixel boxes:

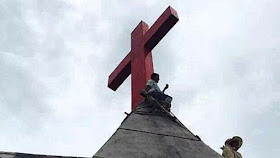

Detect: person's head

[151,73,159,83]
[229,141,239,151]
[225,136,243,151]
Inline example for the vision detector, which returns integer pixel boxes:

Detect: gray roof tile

[94,101,223,158]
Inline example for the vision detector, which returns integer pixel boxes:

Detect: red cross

[108,6,179,110]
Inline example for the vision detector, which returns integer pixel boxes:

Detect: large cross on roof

[108,6,179,110]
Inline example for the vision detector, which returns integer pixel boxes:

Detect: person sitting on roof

[221,136,243,158]
[144,73,172,111]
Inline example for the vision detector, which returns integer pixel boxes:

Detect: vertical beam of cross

[108,6,179,110]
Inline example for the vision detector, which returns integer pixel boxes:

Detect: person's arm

[145,80,155,94]
[162,84,169,93]
[236,152,242,158]
[145,85,151,92]
[221,145,234,158]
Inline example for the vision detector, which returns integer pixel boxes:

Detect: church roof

[93,101,223,158]
[0,151,88,158]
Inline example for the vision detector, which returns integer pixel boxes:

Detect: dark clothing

[150,91,172,102]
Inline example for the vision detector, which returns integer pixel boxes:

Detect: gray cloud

[0,0,279,157]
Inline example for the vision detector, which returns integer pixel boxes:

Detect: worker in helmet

[221,136,243,158]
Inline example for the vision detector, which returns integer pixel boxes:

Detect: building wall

[0,151,88,158]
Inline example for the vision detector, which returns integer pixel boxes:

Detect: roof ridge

[118,127,201,141]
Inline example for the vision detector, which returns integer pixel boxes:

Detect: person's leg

[149,91,163,101]
[161,94,172,111]
[150,92,172,102]
[164,96,172,104]
[158,93,171,102]
[150,92,172,111]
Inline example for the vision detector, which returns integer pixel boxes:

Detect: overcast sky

[0,0,279,157]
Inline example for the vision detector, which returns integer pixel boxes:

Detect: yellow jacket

[222,145,242,158]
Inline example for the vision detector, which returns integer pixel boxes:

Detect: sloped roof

[93,101,223,158]
[0,151,88,158]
